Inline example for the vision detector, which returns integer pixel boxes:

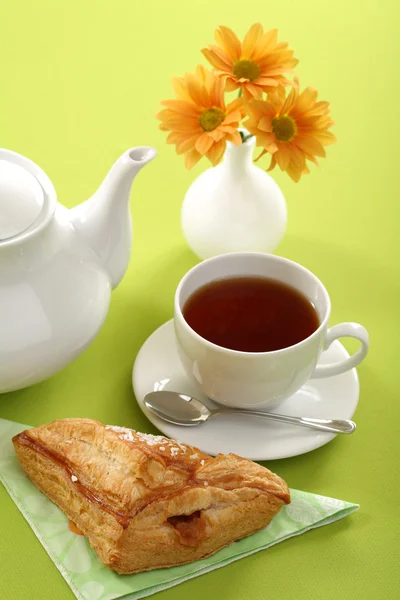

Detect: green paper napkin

[0,418,358,600]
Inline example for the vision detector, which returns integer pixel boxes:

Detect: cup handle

[311,323,369,379]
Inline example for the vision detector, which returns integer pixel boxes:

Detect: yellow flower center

[233,59,260,82]
[199,107,226,132]
[272,115,297,142]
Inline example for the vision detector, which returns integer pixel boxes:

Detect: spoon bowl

[144,392,211,426]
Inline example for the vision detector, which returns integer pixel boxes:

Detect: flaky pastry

[13,418,290,573]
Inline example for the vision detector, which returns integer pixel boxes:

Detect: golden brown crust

[13,418,290,574]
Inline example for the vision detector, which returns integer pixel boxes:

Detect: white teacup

[174,253,369,409]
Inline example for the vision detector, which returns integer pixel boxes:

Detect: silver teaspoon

[144,391,356,435]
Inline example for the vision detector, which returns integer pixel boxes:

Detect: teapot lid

[0,159,45,241]
[0,150,54,244]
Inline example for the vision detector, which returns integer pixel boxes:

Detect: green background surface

[0,1,399,599]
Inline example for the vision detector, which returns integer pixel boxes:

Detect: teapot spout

[69,147,157,288]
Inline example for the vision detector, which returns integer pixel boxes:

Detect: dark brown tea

[183,277,319,352]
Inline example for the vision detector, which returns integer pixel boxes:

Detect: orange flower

[244,81,336,181]
[157,65,243,169]
[202,24,298,99]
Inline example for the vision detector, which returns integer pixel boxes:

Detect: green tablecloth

[0,1,399,599]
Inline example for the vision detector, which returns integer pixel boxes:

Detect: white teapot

[0,146,157,393]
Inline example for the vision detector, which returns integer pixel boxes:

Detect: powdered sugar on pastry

[105,425,191,457]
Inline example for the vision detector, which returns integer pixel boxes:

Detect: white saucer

[132,320,359,461]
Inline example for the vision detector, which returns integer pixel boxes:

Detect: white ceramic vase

[181,135,287,260]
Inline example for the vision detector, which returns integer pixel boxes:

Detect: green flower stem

[239,131,254,143]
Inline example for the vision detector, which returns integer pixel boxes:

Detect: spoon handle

[214,410,356,434]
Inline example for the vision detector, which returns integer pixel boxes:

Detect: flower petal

[313,130,337,145]
[218,125,238,134]
[274,145,291,170]
[215,25,242,61]
[242,23,264,59]
[160,100,201,117]
[226,96,244,112]
[267,142,279,153]
[247,99,276,119]
[195,64,210,85]
[171,77,191,101]
[176,134,199,154]
[255,77,279,87]
[225,77,240,92]
[258,50,295,69]
[156,108,176,120]
[186,74,210,107]
[286,144,306,170]
[209,77,225,108]
[295,87,319,115]
[223,109,242,125]
[286,161,303,182]
[244,82,263,98]
[295,135,326,157]
[184,148,202,169]
[258,116,273,132]
[267,154,277,171]
[208,45,233,69]
[202,47,231,71]
[254,29,278,58]
[281,86,298,114]
[208,128,226,142]
[195,133,214,155]
[251,131,276,148]
[229,130,242,145]
[158,115,200,132]
[206,140,226,165]
[254,148,268,162]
